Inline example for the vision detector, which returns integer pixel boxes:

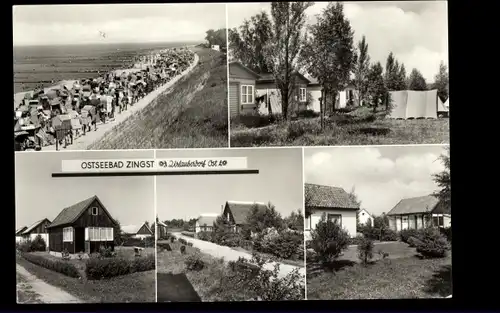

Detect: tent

[444,97,449,109]
[437,97,449,112]
[388,89,439,119]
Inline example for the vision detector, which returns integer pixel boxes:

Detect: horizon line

[13,40,204,48]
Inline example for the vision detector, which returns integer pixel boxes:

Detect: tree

[366,62,385,112]
[266,1,313,120]
[433,61,449,102]
[301,2,356,125]
[311,213,350,263]
[245,202,284,235]
[353,35,370,106]
[113,218,124,246]
[205,29,227,48]
[385,52,397,91]
[433,146,451,211]
[396,63,407,90]
[347,186,362,207]
[408,68,427,91]
[228,12,273,73]
[284,209,304,231]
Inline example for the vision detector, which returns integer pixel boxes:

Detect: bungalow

[134,223,153,239]
[305,183,359,239]
[357,208,374,226]
[386,195,451,232]
[153,220,168,239]
[21,218,51,247]
[15,226,27,243]
[222,200,268,232]
[195,213,219,234]
[46,195,117,255]
[228,61,261,116]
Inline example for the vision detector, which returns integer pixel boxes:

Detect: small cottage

[387,195,451,231]
[21,218,51,247]
[195,214,219,234]
[46,195,117,255]
[153,220,168,239]
[222,201,268,232]
[228,61,261,116]
[134,223,153,239]
[305,183,359,239]
[357,208,374,226]
[15,226,27,243]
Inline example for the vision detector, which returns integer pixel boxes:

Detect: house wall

[358,210,373,226]
[308,85,322,112]
[48,226,71,253]
[16,236,24,243]
[195,222,214,233]
[388,214,438,232]
[133,234,152,239]
[30,220,51,234]
[230,79,256,115]
[72,199,116,228]
[305,208,357,238]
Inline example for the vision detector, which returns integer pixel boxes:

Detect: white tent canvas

[388,89,439,119]
[437,97,449,112]
[257,89,282,115]
[444,97,449,109]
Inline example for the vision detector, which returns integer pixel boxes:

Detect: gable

[137,223,153,235]
[229,62,260,80]
[73,198,117,227]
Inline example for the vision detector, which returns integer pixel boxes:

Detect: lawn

[230,107,449,147]
[90,47,228,149]
[306,241,452,299]
[16,247,156,303]
[16,273,43,304]
[157,240,251,302]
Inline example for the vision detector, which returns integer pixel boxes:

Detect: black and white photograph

[227,1,449,147]
[13,4,228,151]
[155,148,305,302]
[15,151,156,303]
[303,145,451,299]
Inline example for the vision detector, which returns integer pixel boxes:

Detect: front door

[74,227,85,254]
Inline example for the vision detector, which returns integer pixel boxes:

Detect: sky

[15,151,155,231]
[304,145,448,216]
[12,4,226,46]
[156,148,303,221]
[227,1,448,82]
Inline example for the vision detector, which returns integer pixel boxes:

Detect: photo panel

[227,1,449,148]
[155,148,306,302]
[15,150,156,303]
[13,3,229,152]
[303,145,451,300]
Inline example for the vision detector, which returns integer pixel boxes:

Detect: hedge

[122,237,154,247]
[21,253,80,278]
[85,254,155,280]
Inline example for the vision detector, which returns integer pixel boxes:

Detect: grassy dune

[89,47,228,149]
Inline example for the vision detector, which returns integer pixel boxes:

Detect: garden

[306,215,452,299]
[156,233,305,301]
[16,235,156,303]
[196,205,305,267]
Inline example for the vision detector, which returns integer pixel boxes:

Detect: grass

[306,242,452,299]
[230,107,449,147]
[16,273,43,304]
[17,247,156,303]
[157,240,251,302]
[89,47,228,149]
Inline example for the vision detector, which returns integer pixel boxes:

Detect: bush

[86,254,155,279]
[357,237,374,265]
[256,230,304,260]
[400,229,421,243]
[197,231,213,242]
[380,229,398,241]
[122,236,154,247]
[185,253,205,271]
[296,109,319,119]
[440,227,452,243]
[311,216,350,263]
[30,235,47,252]
[170,236,175,243]
[407,236,423,248]
[415,228,450,258]
[17,241,32,253]
[181,232,194,238]
[21,253,80,278]
[178,238,188,245]
[98,246,115,258]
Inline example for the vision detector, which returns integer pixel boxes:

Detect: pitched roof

[257,72,311,84]
[22,218,51,235]
[305,183,360,210]
[387,195,440,215]
[136,223,153,235]
[47,195,115,228]
[197,214,219,227]
[16,226,27,236]
[226,201,268,225]
[229,61,261,79]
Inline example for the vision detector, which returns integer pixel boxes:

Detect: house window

[87,227,113,241]
[433,216,444,227]
[327,214,342,226]
[91,207,98,215]
[299,88,307,102]
[63,227,73,242]
[241,85,254,104]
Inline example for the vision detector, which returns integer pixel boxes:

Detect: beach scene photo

[13,4,228,151]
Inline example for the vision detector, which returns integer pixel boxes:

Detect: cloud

[304,146,445,215]
[228,1,448,81]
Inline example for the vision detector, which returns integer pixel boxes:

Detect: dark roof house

[387,195,449,216]
[47,195,117,254]
[16,226,27,236]
[222,201,268,225]
[22,218,51,236]
[305,183,360,215]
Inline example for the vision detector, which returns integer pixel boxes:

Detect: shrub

[185,253,205,271]
[178,238,188,245]
[407,236,423,248]
[181,232,194,238]
[21,253,80,278]
[197,231,213,242]
[98,246,115,258]
[130,254,155,273]
[416,227,450,258]
[440,227,452,243]
[296,109,319,119]
[357,237,374,265]
[122,237,154,247]
[17,241,32,253]
[30,235,47,252]
[170,236,175,243]
[187,242,193,247]
[180,245,186,254]
[86,254,155,279]
[256,230,303,260]
[400,229,421,243]
[311,216,350,263]
[380,229,398,241]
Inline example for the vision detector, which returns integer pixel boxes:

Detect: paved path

[42,53,200,151]
[16,264,83,304]
[173,233,305,280]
